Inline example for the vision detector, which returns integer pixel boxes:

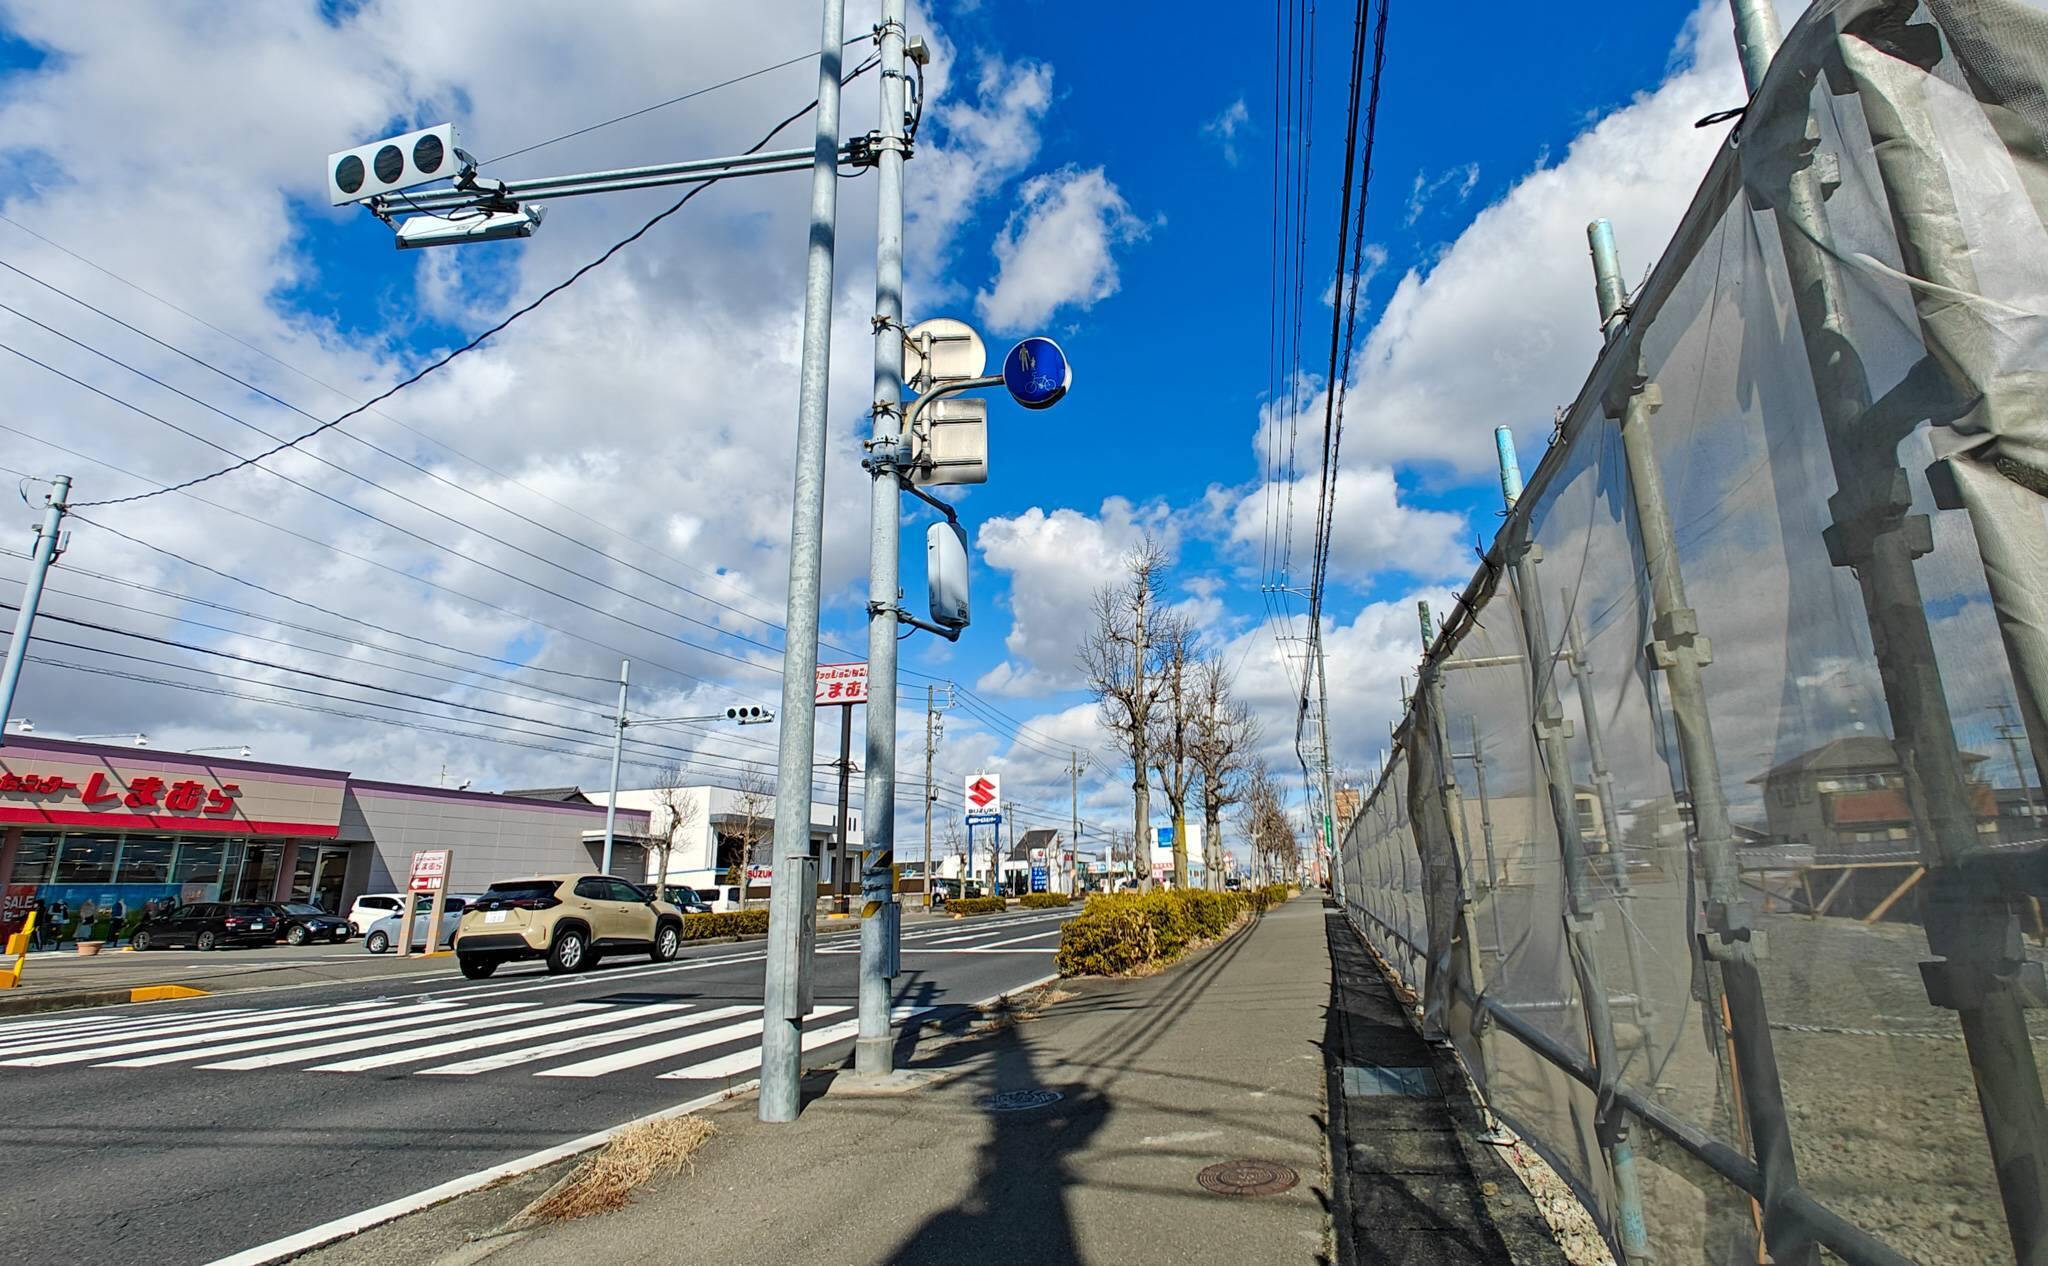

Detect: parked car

[452,874,686,979]
[261,902,352,946]
[361,895,474,954]
[346,893,409,935]
[658,885,712,914]
[131,902,280,951]
[695,884,745,912]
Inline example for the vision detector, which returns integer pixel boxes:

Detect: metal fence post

[760,0,846,1124]
[1589,217,1807,1265]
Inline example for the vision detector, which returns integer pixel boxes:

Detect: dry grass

[511,1116,715,1225]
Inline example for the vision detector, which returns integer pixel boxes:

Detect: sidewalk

[297,897,1565,1266]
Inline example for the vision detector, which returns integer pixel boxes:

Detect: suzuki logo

[967,776,997,809]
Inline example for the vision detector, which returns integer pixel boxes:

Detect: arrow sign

[965,773,1000,811]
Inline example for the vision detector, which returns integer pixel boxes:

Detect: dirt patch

[506,1116,715,1227]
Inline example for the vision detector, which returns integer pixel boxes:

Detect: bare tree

[648,766,702,902]
[1236,759,1297,885]
[1191,658,1259,890]
[1147,615,1199,888]
[1078,537,1172,891]
[727,769,773,911]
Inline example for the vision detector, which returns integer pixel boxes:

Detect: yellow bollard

[0,911,36,988]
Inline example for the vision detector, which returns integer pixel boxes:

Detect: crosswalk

[0,994,928,1083]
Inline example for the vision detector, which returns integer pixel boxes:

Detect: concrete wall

[341,783,653,899]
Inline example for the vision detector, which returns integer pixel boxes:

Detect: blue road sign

[1030,865,1048,893]
[1002,337,1071,410]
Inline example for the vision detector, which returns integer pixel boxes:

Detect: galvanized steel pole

[854,0,909,1076]
[600,659,628,876]
[760,0,845,1123]
[0,474,68,746]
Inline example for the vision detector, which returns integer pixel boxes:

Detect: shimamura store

[0,737,651,935]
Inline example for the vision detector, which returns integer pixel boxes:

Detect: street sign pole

[0,474,69,748]
[834,700,853,914]
[855,0,910,1078]
[760,0,845,1125]
[601,659,628,876]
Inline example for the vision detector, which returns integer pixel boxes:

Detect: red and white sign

[814,663,869,706]
[408,849,451,893]
[0,770,243,814]
[965,773,1000,811]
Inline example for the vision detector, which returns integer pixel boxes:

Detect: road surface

[0,907,1073,1266]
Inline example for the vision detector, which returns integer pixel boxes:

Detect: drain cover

[980,1088,1063,1112]
[1196,1159,1300,1197]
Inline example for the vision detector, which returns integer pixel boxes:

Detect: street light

[188,745,253,758]
[75,732,147,747]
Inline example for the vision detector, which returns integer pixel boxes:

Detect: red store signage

[0,770,244,815]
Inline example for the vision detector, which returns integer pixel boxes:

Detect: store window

[9,834,57,883]
[55,836,118,884]
[116,837,175,884]
[173,840,226,886]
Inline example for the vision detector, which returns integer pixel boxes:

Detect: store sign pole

[398,848,450,957]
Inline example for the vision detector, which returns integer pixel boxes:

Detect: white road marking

[198,1003,548,1070]
[0,1007,266,1054]
[415,1004,757,1077]
[2,998,414,1066]
[310,1002,671,1072]
[534,1008,811,1079]
[99,1001,517,1069]
[658,1005,938,1081]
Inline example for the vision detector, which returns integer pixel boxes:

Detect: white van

[698,884,745,913]
[346,893,409,935]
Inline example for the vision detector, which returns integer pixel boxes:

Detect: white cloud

[974,166,1148,334]
[1332,0,1745,474]
[1201,97,1250,165]
[906,52,1054,268]
[1223,464,1470,585]
[973,497,1179,696]
[1404,162,1481,226]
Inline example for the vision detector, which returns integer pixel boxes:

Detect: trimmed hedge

[1055,888,1250,977]
[681,909,770,940]
[1245,883,1293,913]
[946,896,1009,915]
[1019,893,1071,909]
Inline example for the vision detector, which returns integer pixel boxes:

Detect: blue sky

[0,0,1754,853]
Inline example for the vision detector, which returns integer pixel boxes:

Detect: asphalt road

[0,908,1073,1266]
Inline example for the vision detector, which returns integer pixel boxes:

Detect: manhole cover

[1197,1159,1300,1197]
[979,1088,1063,1112]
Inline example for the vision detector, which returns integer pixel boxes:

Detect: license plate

[251,923,268,930]
[485,911,508,924]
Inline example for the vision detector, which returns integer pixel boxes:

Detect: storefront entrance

[287,844,351,911]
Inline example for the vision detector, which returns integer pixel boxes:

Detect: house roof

[500,786,593,804]
[1751,735,1985,783]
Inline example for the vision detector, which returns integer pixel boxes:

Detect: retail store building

[0,737,650,935]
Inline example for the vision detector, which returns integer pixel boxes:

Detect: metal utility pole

[924,684,938,909]
[1070,752,1081,896]
[600,659,629,876]
[833,701,854,914]
[854,0,911,1078]
[1311,632,1341,899]
[0,474,68,746]
[760,0,845,1124]
[1133,587,1153,891]
[1993,703,2039,822]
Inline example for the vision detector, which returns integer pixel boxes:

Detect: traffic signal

[726,706,773,724]
[328,124,461,206]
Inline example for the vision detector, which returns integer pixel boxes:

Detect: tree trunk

[1134,770,1152,892]
[1172,809,1188,889]
[1203,809,1221,890]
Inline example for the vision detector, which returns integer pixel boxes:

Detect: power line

[72,54,880,510]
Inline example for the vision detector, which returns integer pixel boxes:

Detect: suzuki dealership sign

[965,773,1000,814]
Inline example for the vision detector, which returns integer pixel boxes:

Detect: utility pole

[1133,585,1153,892]
[1069,752,1080,896]
[601,659,628,876]
[1994,702,2039,822]
[833,701,853,914]
[0,474,69,747]
[854,0,912,1078]
[760,0,845,1124]
[1311,632,1340,899]
[924,684,937,909]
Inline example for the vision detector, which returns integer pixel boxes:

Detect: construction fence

[1335,3,2048,1264]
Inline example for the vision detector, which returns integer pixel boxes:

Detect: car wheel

[197,931,217,952]
[366,930,390,954]
[458,955,498,979]
[286,925,309,946]
[651,923,680,963]
[546,927,587,974]
[131,930,151,951]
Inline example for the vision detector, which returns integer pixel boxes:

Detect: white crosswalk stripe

[311,1002,680,1073]
[0,1007,266,1055]
[656,1005,936,1081]
[200,1003,550,1070]
[414,1004,757,1077]
[1,998,421,1066]
[100,1000,493,1068]
[535,1008,819,1079]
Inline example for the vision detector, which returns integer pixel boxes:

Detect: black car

[660,885,712,914]
[132,902,280,951]
[260,902,352,946]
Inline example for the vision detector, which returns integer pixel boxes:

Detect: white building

[591,784,861,894]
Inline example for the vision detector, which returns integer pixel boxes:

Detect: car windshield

[229,905,272,917]
[481,881,559,902]
[282,904,325,916]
